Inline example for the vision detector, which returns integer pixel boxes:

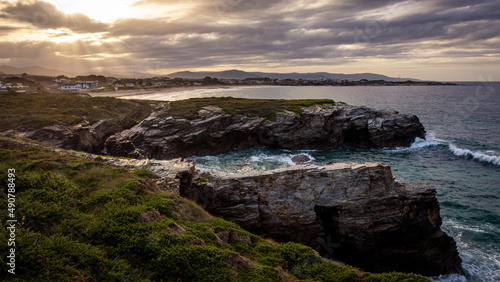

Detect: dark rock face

[15,103,425,159]
[180,163,463,276]
[22,120,120,154]
[103,103,425,159]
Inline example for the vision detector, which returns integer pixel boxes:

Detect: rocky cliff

[180,162,463,276]
[103,102,425,159]
[8,97,463,276]
[21,120,121,153]
[13,100,425,160]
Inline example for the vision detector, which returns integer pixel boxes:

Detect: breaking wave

[448,144,500,166]
[391,133,500,166]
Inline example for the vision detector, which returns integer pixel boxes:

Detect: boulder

[291,154,311,164]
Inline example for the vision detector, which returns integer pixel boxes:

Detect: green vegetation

[166,97,335,121]
[1,77,43,90]
[0,136,431,281]
[0,92,155,131]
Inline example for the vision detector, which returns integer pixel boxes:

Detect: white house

[60,84,81,91]
[77,82,98,89]
[60,81,98,91]
[0,82,7,92]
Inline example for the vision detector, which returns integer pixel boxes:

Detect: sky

[0,0,499,81]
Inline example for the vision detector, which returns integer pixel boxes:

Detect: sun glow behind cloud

[1,0,499,80]
[42,0,141,22]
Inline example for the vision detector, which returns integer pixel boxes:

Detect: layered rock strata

[103,103,425,159]
[180,162,463,276]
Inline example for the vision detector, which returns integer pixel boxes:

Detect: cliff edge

[103,100,425,159]
[180,162,463,276]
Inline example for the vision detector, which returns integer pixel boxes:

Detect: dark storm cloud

[1,0,498,76]
[0,0,107,33]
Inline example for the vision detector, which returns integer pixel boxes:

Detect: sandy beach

[87,85,260,101]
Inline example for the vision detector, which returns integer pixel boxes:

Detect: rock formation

[21,120,120,153]
[103,103,425,159]
[9,99,463,276]
[291,154,311,164]
[13,102,425,160]
[180,162,463,276]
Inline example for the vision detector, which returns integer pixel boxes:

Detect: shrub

[133,169,157,179]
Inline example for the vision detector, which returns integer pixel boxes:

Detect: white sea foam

[444,219,488,234]
[441,219,500,282]
[392,133,500,166]
[431,273,467,282]
[409,136,445,149]
[389,132,446,152]
[250,153,315,166]
[448,144,500,165]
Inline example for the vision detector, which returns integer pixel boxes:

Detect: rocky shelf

[6,97,463,276]
[179,162,463,276]
[103,101,426,159]
[16,99,425,159]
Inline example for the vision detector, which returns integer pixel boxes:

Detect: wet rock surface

[291,154,311,164]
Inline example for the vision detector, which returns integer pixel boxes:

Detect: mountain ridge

[0,65,417,81]
[0,65,81,77]
[166,69,416,81]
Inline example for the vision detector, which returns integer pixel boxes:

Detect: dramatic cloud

[0,0,107,33]
[1,0,499,80]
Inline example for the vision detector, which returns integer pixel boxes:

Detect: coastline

[87,85,267,100]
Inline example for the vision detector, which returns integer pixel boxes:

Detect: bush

[154,245,236,281]
[133,169,157,179]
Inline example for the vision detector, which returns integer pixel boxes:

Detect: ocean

[130,83,500,281]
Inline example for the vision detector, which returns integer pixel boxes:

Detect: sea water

[145,83,500,281]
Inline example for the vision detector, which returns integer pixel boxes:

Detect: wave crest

[448,144,500,165]
[391,133,500,166]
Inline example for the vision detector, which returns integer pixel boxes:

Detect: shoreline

[87,85,265,100]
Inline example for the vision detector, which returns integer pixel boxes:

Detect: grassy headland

[0,136,430,281]
[0,93,335,134]
[0,92,155,132]
[166,97,335,120]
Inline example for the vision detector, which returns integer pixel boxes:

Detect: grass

[0,91,156,132]
[0,136,431,281]
[0,93,334,132]
[165,97,335,120]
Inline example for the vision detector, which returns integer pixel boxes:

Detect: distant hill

[167,70,416,81]
[0,65,80,77]
[0,65,417,81]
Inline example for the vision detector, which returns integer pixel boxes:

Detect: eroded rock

[103,103,425,159]
[180,162,463,276]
